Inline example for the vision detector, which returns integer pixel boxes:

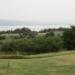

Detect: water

[0,25,70,31]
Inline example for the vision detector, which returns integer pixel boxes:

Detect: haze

[0,0,75,24]
[0,0,75,31]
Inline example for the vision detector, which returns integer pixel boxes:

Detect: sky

[0,0,75,24]
[0,0,75,31]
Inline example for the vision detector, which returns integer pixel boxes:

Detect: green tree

[45,31,54,37]
[63,26,75,50]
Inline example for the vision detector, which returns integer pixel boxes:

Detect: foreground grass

[0,51,75,75]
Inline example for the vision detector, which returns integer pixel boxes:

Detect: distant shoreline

[0,25,71,31]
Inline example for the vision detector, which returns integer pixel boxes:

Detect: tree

[45,31,54,37]
[45,36,63,52]
[63,26,75,50]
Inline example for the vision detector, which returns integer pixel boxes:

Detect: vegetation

[0,35,5,40]
[0,51,75,75]
[0,35,62,54]
[0,26,75,75]
[63,26,75,50]
[0,26,75,55]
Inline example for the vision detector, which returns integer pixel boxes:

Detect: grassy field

[0,51,75,75]
[0,33,20,43]
[37,31,63,37]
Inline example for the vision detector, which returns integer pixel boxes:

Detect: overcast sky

[0,0,75,24]
[0,0,75,31]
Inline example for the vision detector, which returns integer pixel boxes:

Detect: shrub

[1,36,63,54]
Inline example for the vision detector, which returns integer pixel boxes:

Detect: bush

[62,26,75,50]
[1,35,63,54]
[0,36,5,40]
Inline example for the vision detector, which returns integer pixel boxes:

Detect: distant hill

[0,20,53,26]
[0,19,71,26]
[0,20,35,26]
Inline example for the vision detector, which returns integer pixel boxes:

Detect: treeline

[0,36,62,54]
[0,27,37,39]
[63,26,75,50]
[39,27,69,33]
[0,26,75,55]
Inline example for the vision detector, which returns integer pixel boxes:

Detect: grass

[37,32,46,37]
[37,31,63,37]
[0,33,20,43]
[0,51,75,75]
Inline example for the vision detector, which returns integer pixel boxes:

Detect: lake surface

[0,25,70,31]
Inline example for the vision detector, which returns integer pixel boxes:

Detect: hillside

[0,51,75,75]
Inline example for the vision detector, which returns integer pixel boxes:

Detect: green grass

[0,51,75,75]
[0,33,20,43]
[37,32,46,37]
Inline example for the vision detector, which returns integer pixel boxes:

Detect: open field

[0,51,75,75]
[0,33,20,43]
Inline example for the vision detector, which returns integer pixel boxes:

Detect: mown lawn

[0,51,75,75]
